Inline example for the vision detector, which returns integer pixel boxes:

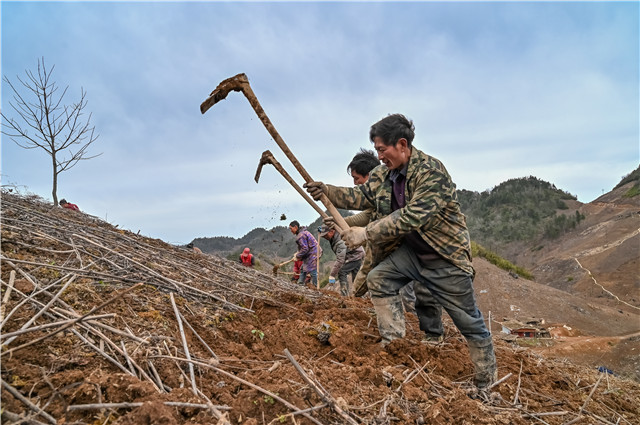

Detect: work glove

[329,276,336,284]
[303,181,327,201]
[342,227,367,249]
[322,216,337,230]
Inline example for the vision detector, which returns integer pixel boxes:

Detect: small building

[500,318,551,339]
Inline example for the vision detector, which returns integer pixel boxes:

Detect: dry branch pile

[1,191,639,425]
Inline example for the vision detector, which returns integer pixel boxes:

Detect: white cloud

[2,1,637,243]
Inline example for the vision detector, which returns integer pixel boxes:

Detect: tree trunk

[52,153,58,206]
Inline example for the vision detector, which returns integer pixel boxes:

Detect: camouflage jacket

[326,147,474,276]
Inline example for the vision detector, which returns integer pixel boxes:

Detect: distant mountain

[458,176,584,246]
[505,169,639,308]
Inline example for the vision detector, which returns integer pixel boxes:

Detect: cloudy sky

[1,1,638,244]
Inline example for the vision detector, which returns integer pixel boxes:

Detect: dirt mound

[1,191,639,424]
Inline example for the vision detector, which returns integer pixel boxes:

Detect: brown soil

[1,191,639,425]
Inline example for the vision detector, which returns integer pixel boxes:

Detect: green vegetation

[471,241,534,279]
[263,395,275,405]
[623,185,640,198]
[612,165,640,198]
[251,329,265,340]
[458,176,583,244]
[613,165,640,191]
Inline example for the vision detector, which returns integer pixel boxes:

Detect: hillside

[458,176,582,245]
[2,190,639,425]
[502,178,639,311]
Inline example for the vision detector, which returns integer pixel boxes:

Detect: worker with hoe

[289,220,319,286]
[305,113,497,391]
[318,224,364,296]
[344,149,445,343]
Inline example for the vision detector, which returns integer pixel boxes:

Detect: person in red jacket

[59,199,80,211]
[239,247,255,267]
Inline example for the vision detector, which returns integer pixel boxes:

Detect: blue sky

[2,1,638,244]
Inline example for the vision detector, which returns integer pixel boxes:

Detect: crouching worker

[239,247,255,267]
[60,199,80,211]
[318,225,364,296]
[304,113,497,390]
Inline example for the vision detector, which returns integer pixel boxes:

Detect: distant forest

[458,176,585,244]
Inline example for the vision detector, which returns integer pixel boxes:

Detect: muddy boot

[467,337,497,389]
[371,295,406,346]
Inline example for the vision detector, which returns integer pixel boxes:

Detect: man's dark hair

[347,148,379,177]
[289,220,300,228]
[369,114,415,148]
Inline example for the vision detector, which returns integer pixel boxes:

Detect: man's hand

[303,181,327,201]
[342,227,367,249]
[292,254,298,262]
[329,276,336,284]
[322,216,336,229]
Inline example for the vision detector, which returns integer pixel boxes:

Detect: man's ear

[397,138,408,149]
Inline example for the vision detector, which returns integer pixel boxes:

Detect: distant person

[59,199,79,211]
[289,220,319,286]
[318,225,365,296]
[186,243,203,254]
[239,247,255,267]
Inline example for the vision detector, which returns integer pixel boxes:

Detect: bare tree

[1,57,101,205]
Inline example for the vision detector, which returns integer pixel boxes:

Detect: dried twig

[4,283,143,355]
[67,401,230,411]
[1,378,57,424]
[151,355,325,425]
[562,373,605,425]
[170,292,198,394]
[513,359,523,406]
[284,348,358,425]
[1,409,49,425]
[3,276,76,346]
[0,270,16,321]
[487,372,513,390]
[179,310,218,360]
[0,313,114,340]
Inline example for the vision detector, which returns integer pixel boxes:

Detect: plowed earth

[1,192,638,425]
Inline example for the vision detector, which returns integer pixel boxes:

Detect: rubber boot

[371,295,406,346]
[467,337,498,389]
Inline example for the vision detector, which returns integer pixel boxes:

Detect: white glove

[342,227,367,249]
[303,181,327,201]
